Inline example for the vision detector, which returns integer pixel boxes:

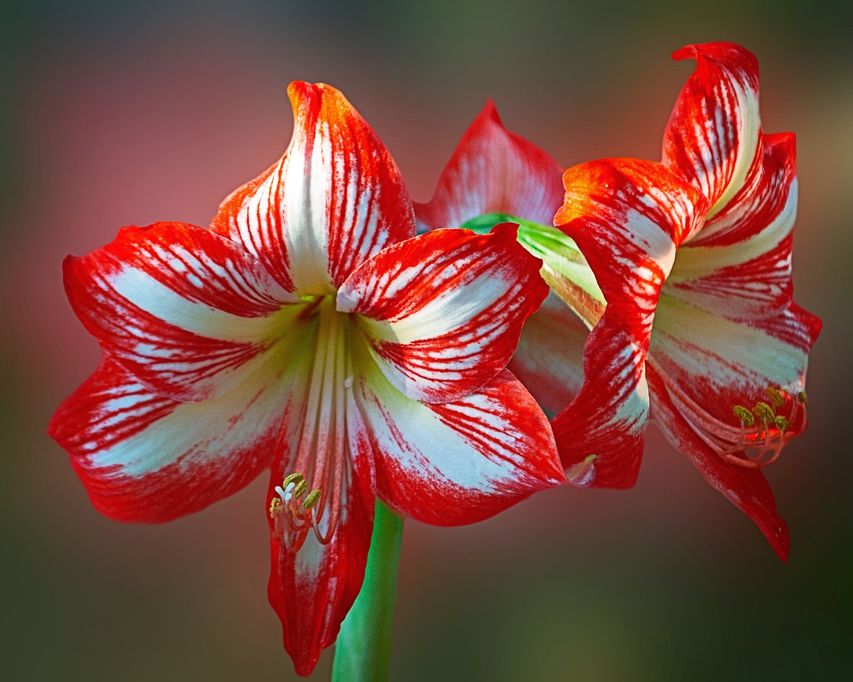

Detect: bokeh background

[2,1,851,680]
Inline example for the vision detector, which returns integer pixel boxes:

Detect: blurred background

[1,1,851,679]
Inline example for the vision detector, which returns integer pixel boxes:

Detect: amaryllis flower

[49,82,564,675]
[553,43,821,558]
[416,44,821,558]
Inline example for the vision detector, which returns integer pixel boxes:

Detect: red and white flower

[49,82,564,675]
[416,44,821,558]
[552,43,821,559]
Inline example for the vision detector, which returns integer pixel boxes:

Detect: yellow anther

[733,405,755,427]
[752,401,775,423]
[302,490,321,510]
[269,497,282,518]
[282,472,305,488]
[765,387,786,408]
[725,386,805,470]
[293,479,308,497]
[798,390,808,405]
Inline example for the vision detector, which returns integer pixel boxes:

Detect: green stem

[332,500,404,682]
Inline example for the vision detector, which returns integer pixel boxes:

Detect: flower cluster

[50,42,819,675]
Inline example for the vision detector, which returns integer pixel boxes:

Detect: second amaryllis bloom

[49,82,564,675]
[416,43,821,559]
[551,43,821,559]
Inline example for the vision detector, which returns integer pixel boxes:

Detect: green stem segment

[332,500,404,682]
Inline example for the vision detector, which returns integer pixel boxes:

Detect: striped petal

[212,81,415,295]
[647,365,790,559]
[662,42,761,217]
[64,222,295,402]
[648,298,821,455]
[337,224,548,403]
[656,42,821,476]
[668,132,798,319]
[552,158,706,487]
[508,293,587,417]
[414,101,563,231]
[357,367,564,526]
[48,342,311,521]
[268,385,375,677]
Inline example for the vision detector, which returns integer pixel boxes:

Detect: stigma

[724,386,807,468]
[269,472,338,553]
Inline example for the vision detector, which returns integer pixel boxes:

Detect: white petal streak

[282,120,333,293]
[108,266,284,342]
[357,367,562,525]
[651,296,809,392]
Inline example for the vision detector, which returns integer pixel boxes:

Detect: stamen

[282,472,304,488]
[732,405,755,427]
[765,387,786,409]
[751,401,775,423]
[302,490,321,510]
[722,385,805,469]
[269,472,325,552]
[268,298,351,553]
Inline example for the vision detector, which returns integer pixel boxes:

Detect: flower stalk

[332,500,404,682]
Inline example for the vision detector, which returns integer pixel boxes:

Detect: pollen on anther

[302,489,321,510]
[733,405,755,427]
[282,472,305,488]
[752,401,775,422]
[723,384,805,470]
[765,387,787,409]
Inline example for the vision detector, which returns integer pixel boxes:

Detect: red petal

[415,101,563,231]
[552,158,706,488]
[358,368,564,525]
[647,365,790,559]
[656,61,820,456]
[268,395,376,676]
[508,293,587,417]
[553,323,650,488]
[63,221,294,402]
[668,133,798,318]
[337,224,548,403]
[48,356,301,522]
[212,81,414,294]
[663,42,761,216]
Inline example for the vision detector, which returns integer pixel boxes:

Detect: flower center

[268,295,356,553]
[651,358,807,470]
